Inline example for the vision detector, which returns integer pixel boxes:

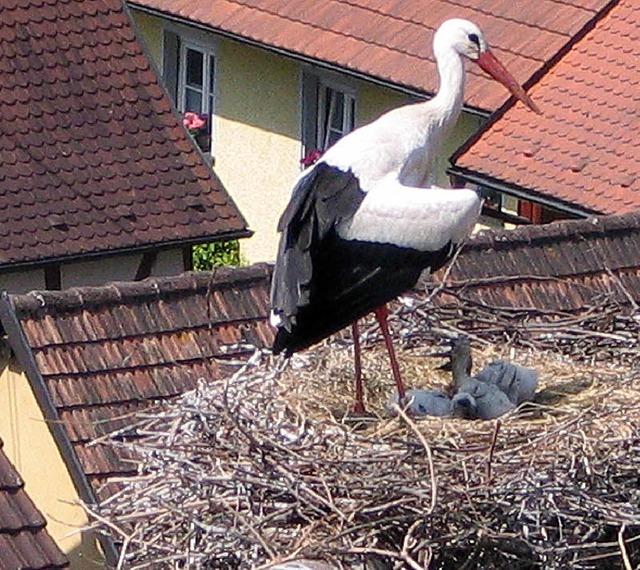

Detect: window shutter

[163,30,180,105]
[518,200,543,224]
[301,71,319,156]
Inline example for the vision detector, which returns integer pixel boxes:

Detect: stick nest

[87,291,640,569]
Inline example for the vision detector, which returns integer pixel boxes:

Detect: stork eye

[468,33,480,46]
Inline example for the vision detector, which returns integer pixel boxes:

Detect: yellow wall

[0,250,185,294]
[63,250,185,289]
[130,10,483,264]
[438,111,485,186]
[214,41,302,263]
[357,82,408,125]
[130,10,163,63]
[0,359,104,569]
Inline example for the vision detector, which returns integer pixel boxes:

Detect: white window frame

[178,41,218,154]
[163,27,218,156]
[178,42,215,113]
[316,80,356,151]
[301,71,357,160]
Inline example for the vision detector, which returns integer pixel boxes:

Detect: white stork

[270,18,540,412]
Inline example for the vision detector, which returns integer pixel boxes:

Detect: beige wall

[437,111,485,186]
[0,250,185,295]
[357,82,408,125]
[130,9,163,63]
[0,359,104,568]
[130,10,484,264]
[62,254,140,289]
[0,268,45,294]
[152,248,188,276]
[216,59,414,263]
[62,249,184,289]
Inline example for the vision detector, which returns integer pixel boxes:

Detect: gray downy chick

[450,336,516,420]
[476,360,538,405]
[389,388,452,417]
[451,379,515,420]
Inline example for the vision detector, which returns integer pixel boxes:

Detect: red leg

[374,305,406,402]
[352,320,366,413]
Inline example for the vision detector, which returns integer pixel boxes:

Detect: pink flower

[183,111,206,132]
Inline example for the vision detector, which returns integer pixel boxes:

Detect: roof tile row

[4,214,640,507]
[130,0,611,110]
[0,440,69,569]
[434,212,640,311]
[9,264,273,495]
[454,0,639,215]
[0,0,247,268]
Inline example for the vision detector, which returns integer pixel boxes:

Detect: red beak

[477,50,541,114]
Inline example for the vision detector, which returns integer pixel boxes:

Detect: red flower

[300,149,323,167]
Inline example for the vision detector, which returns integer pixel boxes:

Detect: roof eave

[127,2,492,118]
[449,165,602,219]
[0,229,253,275]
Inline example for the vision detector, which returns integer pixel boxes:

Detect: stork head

[435,19,488,61]
[435,19,541,114]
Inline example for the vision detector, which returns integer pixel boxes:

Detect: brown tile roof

[130,0,613,111]
[0,440,69,570]
[6,264,273,500]
[0,0,248,269]
[433,211,640,312]
[452,0,639,215]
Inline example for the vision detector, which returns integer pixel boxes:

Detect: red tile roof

[6,264,273,500]
[130,0,613,111]
[0,0,248,269]
[0,440,69,570]
[452,0,639,215]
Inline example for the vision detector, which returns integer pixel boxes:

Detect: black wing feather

[271,163,364,333]
[274,236,453,354]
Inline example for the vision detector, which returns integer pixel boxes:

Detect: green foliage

[192,240,242,270]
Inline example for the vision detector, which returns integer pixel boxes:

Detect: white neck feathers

[431,44,466,117]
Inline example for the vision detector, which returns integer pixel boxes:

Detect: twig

[486,420,501,483]
[393,404,438,514]
[81,295,640,569]
[618,524,634,570]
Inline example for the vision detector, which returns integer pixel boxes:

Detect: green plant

[192,240,242,270]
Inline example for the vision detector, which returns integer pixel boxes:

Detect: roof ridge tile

[11,264,273,316]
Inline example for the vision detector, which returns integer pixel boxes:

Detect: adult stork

[270,18,540,412]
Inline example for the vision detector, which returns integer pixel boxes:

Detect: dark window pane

[208,55,215,93]
[349,98,355,130]
[186,49,203,87]
[185,88,203,112]
[327,130,341,147]
[331,91,344,130]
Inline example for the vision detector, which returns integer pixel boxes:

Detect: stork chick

[450,336,516,420]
